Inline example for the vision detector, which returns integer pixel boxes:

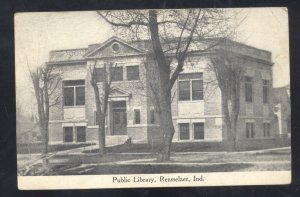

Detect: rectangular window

[246,122,255,138]
[111,67,123,82]
[179,73,203,101]
[150,109,155,124]
[127,66,139,81]
[76,86,85,105]
[179,123,190,140]
[179,81,190,101]
[76,126,86,142]
[194,123,204,139]
[263,123,270,137]
[134,109,140,124]
[95,68,105,82]
[64,127,73,142]
[263,80,269,104]
[63,80,85,106]
[192,80,203,100]
[245,77,253,102]
[64,87,74,106]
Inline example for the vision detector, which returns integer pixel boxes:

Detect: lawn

[17,143,95,154]
[83,138,291,154]
[34,147,290,175]
[51,163,255,175]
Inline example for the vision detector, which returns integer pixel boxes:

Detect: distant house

[273,85,291,137]
[17,114,41,144]
[46,36,279,145]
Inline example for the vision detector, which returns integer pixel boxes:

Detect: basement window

[76,126,86,142]
[179,123,190,140]
[263,122,270,137]
[246,122,255,138]
[63,127,73,142]
[193,123,204,140]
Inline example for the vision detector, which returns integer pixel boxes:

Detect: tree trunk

[221,90,237,152]
[157,77,175,161]
[231,120,237,151]
[148,10,176,161]
[98,113,106,155]
[41,124,49,168]
[158,103,175,161]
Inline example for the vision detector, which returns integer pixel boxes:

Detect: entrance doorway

[111,101,127,135]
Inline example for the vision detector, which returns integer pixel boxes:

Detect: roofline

[131,37,271,54]
[164,49,273,66]
[221,39,271,55]
[50,48,87,53]
[47,37,272,65]
[46,60,87,65]
[47,50,273,66]
[49,39,271,55]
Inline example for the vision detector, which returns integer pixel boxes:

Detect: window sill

[63,141,87,144]
[96,80,140,85]
[178,139,191,141]
[178,100,204,103]
[178,139,205,141]
[112,80,140,84]
[63,105,85,109]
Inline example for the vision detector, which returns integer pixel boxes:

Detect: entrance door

[112,101,127,135]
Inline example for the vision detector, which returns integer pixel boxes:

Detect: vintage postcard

[15,8,291,189]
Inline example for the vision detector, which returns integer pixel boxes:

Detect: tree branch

[97,11,148,28]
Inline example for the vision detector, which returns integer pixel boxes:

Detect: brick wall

[86,127,98,143]
[239,60,274,118]
[49,63,87,143]
[47,39,275,145]
[147,125,163,144]
[49,122,63,143]
[85,56,149,142]
[127,126,148,143]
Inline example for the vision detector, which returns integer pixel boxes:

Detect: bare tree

[89,61,118,155]
[28,64,61,166]
[98,9,235,161]
[209,42,245,151]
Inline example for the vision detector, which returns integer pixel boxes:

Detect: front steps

[105,135,129,147]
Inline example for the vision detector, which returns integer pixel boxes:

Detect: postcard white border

[18,171,291,190]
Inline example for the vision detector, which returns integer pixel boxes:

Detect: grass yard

[17,143,95,154]
[19,147,291,175]
[37,147,290,175]
[83,138,291,154]
[52,163,255,175]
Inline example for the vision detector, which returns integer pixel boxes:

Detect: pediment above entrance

[109,87,131,98]
[84,36,144,59]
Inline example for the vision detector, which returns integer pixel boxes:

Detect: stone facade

[47,36,277,145]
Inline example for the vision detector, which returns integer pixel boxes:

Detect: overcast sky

[15,8,289,115]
